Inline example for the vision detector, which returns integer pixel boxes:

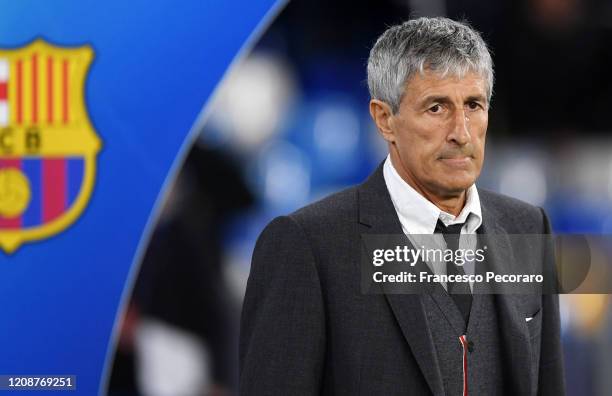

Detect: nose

[447,109,470,145]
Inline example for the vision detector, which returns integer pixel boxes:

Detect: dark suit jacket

[239,163,565,395]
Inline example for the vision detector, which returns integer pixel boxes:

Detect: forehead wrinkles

[403,71,488,104]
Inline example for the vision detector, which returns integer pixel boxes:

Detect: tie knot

[435,219,463,235]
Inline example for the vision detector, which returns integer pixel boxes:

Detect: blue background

[0,0,281,394]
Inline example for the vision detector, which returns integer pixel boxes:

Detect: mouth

[438,156,473,168]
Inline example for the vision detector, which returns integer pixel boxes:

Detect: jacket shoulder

[253,186,359,269]
[478,188,549,233]
[288,185,359,229]
[255,185,359,247]
[478,188,541,212]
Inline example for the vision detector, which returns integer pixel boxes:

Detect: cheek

[394,118,447,165]
[470,116,488,148]
[401,137,439,165]
[473,114,488,137]
[404,120,445,150]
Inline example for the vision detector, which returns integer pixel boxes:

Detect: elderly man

[239,17,565,395]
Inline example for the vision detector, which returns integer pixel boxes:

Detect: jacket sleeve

[239,216,326,395]
[537,208,566,396]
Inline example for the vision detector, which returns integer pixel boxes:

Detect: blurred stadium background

[109,0,612,394]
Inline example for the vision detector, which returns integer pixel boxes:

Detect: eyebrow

[419,94,488,106]
[465,95,487,103]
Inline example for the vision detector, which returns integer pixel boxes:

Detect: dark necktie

[435,219,472,325]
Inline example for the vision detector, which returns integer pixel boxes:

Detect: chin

[438,176,476,193]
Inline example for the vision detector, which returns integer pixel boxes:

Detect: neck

[389,151,467,217]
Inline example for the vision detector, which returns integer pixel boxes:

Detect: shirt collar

[382,155,482,234]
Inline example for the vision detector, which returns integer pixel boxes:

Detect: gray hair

[367,17,494,113]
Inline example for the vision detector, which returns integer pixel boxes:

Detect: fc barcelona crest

[0,39,101,253]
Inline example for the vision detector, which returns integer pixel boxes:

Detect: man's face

[386,70,489,197]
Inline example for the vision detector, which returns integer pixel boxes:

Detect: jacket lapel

[358,163,445,396]
[479,199,535,396]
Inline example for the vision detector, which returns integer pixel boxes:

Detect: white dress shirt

[382,155,482,291]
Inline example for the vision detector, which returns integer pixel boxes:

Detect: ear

[369,99,396,143]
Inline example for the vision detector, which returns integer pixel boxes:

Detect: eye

[467,101,482,110]
[428,104,442,113]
